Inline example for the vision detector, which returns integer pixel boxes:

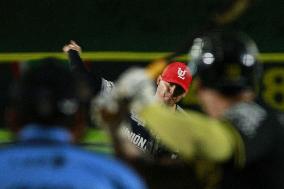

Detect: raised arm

[63,40,103,95]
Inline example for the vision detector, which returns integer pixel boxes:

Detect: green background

[0,0,283,52]
[0,0,283,146]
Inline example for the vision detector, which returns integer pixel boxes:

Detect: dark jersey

[68,50,178,159]
[122,108,182,159]
[221,102,284,189]
[121,111,150,152]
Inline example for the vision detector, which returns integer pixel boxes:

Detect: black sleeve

[67,50,102,95]
[224,103,276,165]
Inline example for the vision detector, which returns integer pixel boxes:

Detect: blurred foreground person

[96,31,284,189]
[1,62,146,189]
[141,31,284,189]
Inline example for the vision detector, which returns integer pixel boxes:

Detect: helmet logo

[242,54,255,67]
[177,67,187,80]
[202,52,215,65]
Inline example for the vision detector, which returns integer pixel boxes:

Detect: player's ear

[181,91,188,98]
[156,75,162,85]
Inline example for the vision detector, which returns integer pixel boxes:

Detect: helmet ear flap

[189,30,262,95]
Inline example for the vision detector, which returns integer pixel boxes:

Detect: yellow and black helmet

[189,30,262,95]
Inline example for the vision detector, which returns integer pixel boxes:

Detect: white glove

[114,67,156,113]
[92,67,156,127]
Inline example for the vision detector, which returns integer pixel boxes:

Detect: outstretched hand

[63,40,82,53]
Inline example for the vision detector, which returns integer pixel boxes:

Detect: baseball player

[143,32,284,189]
[63,42,192,160]
[100,30,284,188]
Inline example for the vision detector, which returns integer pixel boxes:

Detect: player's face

[196,80,233,119]
[155,77,187,107]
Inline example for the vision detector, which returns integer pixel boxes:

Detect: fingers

[70,40,77,45]
[62,45,71,53]
[62,40,82,53]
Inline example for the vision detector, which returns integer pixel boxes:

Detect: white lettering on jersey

[121,127,147,150]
